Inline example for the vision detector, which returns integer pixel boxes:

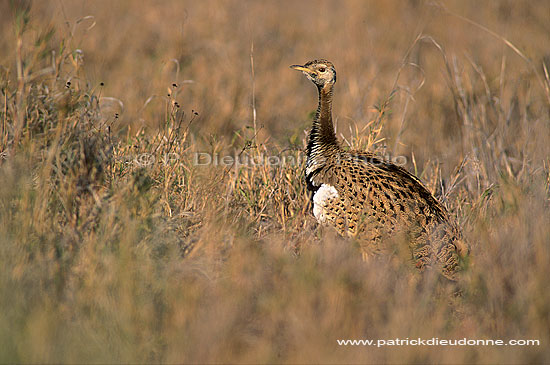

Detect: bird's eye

[318,67,326,72]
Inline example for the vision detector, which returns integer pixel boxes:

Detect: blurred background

[1,1,549,363]
[2,0,548,169]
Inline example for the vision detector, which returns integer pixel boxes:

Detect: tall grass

[0,1,549,363]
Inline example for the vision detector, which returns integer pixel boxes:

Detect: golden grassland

[1,0,549,363]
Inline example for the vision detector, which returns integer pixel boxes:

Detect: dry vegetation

[1,0,549,363]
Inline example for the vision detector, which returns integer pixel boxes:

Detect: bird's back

[309,149,468,280]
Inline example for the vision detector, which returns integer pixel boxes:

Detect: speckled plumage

[291,59,469,280]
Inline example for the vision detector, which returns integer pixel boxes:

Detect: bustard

[290,59,469,280]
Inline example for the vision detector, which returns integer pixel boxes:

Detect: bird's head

[290,59,336,88]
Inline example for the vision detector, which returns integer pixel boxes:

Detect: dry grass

[1,1,549,363]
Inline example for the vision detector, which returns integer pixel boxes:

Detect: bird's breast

[312,184,339,224]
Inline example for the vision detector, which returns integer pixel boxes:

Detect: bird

[290,59,469,280]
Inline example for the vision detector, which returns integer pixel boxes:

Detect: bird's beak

[290,64,314,75]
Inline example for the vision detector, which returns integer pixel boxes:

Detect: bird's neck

[306,83,339,174]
